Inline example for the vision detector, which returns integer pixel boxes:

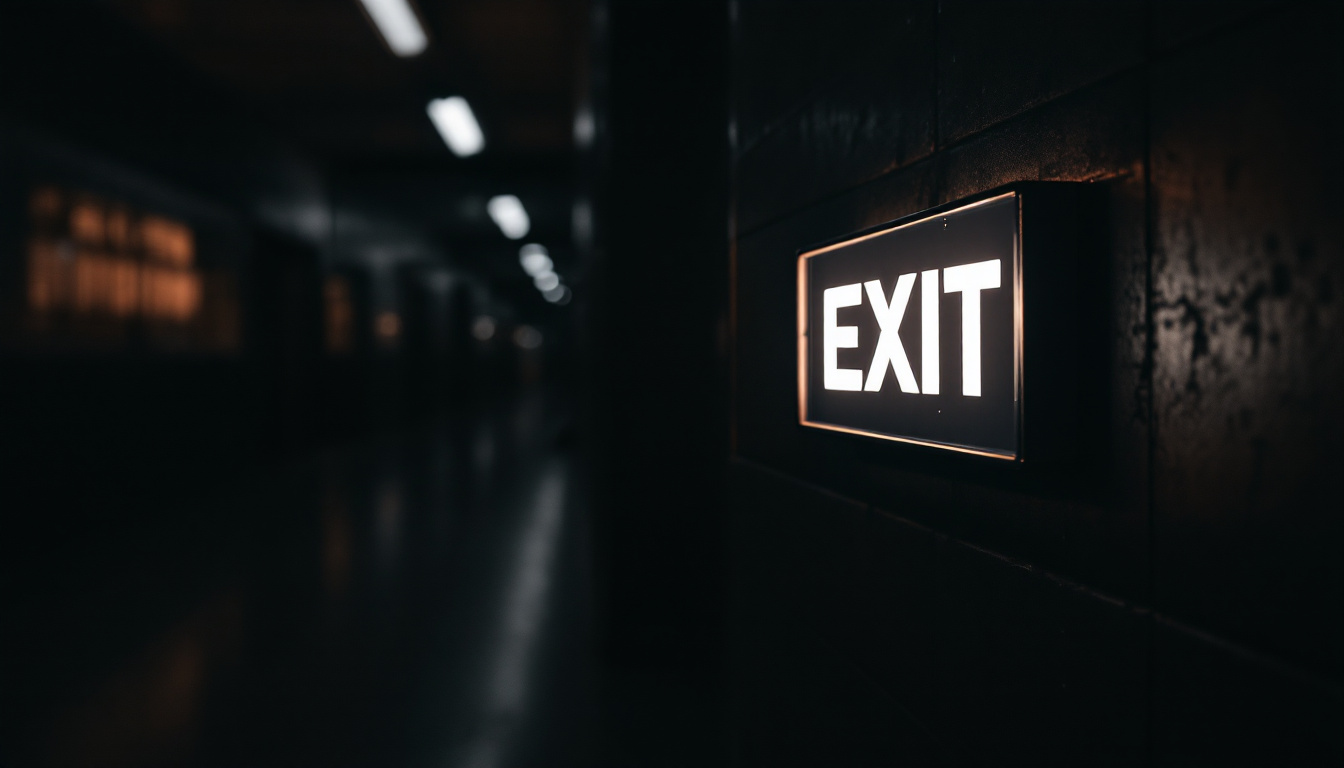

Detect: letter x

[863,276,919,393]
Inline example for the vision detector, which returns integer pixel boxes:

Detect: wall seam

[727,0,740,460]
[1142,0,1157,762]
[932,0,941,156]
[736,4,1285,244]
[736,62,1142,241]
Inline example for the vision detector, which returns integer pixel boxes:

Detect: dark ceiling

[108,0,589,288]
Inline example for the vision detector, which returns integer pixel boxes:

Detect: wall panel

[1150,3,1344,681]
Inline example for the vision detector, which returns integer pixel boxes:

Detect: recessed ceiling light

[428,97,484,157]
[357,0,428,57]
[543,285,571,305]
[472,316,496,341]
[519,244,553,277]
[513,325,543,350]
[488,195,530,239]
[533,272,560,292]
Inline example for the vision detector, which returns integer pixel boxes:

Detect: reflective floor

[2,393,604,767]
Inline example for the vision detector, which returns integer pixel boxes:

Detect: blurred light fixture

[513,325,543,350]
[572,199,593,250]
[375,311,401,342]
[533,272,560,292]
[542,285,570,305]
[519,243,553,277]
[428,97,484,157]
[358,0,428,57]
[573,107,596,147]
[472,316,497,341]
[425,271,452,292]
[488,195,530,240]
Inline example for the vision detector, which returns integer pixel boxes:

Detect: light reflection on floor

[454,461,568,768]
[2,393,597,767]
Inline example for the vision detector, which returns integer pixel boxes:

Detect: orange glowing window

[375,311,401,343]
[29,185,63,222]
[106,208,134,251]
[23,185,227,350]
[141,266,203,322]
[324,276,355,354]
[141,216,194,268]
[70,201,106,245]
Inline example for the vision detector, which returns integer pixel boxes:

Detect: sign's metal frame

[796,189,1025,461]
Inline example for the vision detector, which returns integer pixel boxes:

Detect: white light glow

[572,199,593,249]
[533,272,560,292]
[573,108,595,147]
[358,0,428,57]
[943,259,1001,397]
[456,462,565,764]
[488,195,530,239]
[519,244,553,276]
[542,285,569,304]
[427,97,484,157]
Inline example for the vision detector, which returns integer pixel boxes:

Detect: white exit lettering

[822,259,1000,397]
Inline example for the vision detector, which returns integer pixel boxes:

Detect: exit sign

[797,186,1090,462]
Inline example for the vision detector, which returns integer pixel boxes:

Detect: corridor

[5,394,605,766]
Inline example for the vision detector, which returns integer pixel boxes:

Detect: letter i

[921,269,939,395]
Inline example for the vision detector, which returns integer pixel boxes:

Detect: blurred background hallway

[6,392,609,766]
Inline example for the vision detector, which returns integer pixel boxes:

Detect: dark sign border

[796,190,1024,461]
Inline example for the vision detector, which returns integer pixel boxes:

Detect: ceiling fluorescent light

[358,0,429,57]
[519,244,553,277]
[534,272,560,292]
[427,97,484,157]
[488,195,530,240]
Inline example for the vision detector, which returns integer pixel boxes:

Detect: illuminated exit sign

[798,187,1091,461]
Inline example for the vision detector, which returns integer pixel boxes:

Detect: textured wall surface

[728,2,1342,764]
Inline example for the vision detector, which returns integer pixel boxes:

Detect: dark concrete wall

[580,5,731,754]
[728,2,1342,764]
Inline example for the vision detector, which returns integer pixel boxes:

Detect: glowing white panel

[358,0,428,57]
[797,190,1025,460]
[488,195,530,240]
[427,97,485,157]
